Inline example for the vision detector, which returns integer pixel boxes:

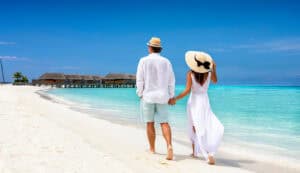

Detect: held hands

[168,98,176,105]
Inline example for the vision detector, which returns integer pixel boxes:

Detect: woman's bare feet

[166,146,173,160]
[190,143,197,158]
[149,148,155,154]
[207,155,215,165]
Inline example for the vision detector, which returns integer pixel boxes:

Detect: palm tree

[21,76,29,83]
[0,58,5,83]
[13,72,23,83]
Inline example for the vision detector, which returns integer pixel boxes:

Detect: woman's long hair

[191,70,208,86]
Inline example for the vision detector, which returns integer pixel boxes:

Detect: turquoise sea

[47,85,300,161]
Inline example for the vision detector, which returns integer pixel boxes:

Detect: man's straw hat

[185,51,213,73]
[147,37,162,48]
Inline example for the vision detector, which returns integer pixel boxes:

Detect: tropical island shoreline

[0,85,298,173]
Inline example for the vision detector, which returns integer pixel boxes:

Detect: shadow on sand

[155,152,255,169]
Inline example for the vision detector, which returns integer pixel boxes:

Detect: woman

[170,51,224,164]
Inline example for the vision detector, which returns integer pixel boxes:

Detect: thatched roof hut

[81,75,94,81]
[102,73,136,87]
[34,72,134,88]
[104,73,136,80]
[65,74,82,80]
[37,73,66,86]
[93,76,102,81]
[39,73,66,80]
[127,74,136,80]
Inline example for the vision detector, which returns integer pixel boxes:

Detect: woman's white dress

[187,72,224,160]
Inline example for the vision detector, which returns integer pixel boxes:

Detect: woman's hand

[212,61,217,71]
[211,61,218,83]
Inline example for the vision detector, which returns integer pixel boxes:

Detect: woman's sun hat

[147,37,162,48]
[185,51,213,73]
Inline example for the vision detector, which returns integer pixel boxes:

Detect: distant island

[32,73,136,88]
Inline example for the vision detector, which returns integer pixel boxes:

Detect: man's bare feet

[190,153,196,158]
[166,146,173,160]
[207,155,215,165]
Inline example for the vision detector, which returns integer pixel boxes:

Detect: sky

[0,0,300,85]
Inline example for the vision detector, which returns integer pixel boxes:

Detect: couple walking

[136,37,224,164]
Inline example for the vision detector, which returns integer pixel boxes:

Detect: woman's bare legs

[191,126,196,157]
[192,126,215,164]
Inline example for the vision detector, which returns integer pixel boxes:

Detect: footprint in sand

[159,160,168,165]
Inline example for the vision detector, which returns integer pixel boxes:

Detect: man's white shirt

[136,53,175,104]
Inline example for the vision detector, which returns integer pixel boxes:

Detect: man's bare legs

[147,122,156,153]
[146,122,173,160]
[161,122,173,160]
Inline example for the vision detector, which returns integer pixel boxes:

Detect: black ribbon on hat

[194,55,211,70]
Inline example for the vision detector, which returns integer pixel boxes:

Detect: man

[136,37,175,160]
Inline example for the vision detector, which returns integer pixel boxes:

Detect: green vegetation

[13,72,29,84]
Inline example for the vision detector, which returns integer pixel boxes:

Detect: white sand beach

[0,85,298,173]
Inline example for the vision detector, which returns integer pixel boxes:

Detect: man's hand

[168,98,176,105]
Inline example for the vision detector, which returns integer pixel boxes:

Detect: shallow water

[47,85,300,160]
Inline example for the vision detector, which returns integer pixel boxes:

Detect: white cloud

[0,56,29,61]
[209,38,300,54]
[0,56,17,60]
[232,38,300,53]
[0,41,16,45]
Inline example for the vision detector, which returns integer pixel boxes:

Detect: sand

[0,85,298,173]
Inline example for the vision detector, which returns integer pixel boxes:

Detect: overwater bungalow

[82,75,102,88]
[32,72,135,88]
[102,73,136,88]
[36,73,66,87]
[65,74,83,88]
